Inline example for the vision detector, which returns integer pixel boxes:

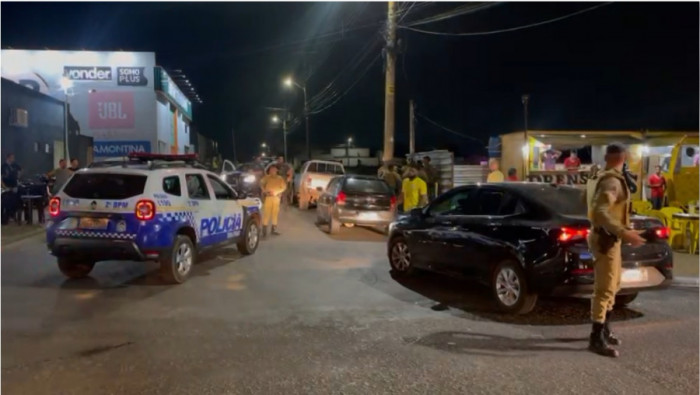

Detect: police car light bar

[128,152,199,161]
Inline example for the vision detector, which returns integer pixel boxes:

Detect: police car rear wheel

[57,258,95,279]
[238,219,259,255]
[160,236,195,284]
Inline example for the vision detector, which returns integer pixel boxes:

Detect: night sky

[2,2,698,162]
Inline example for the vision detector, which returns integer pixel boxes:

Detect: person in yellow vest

[260,164,287,237]
[587,143,646,358]
[400,167,428,212]
[486,158,504,182]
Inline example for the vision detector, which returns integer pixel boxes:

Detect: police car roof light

[128,152,199,162]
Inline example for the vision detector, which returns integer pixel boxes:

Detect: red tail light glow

[135,200,156,221]
[655,227,669,239]
[336,191,346,205]
[49,197,61,217]
[559,227,590,242]
[390,195,397,208]
[306,177,312,185]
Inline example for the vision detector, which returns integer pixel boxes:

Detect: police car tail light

[49,197,61,217]
[559,227,589,242]
[336,191,347,206]
[135,200,156,221]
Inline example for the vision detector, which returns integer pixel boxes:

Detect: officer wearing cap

[260,164,287,237]
[587,142,646,357]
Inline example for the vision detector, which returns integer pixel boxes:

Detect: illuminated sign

[64,66,112,81]
[154,67,192,120]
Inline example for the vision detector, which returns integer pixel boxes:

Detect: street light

[60,77,74,161]
[283,76,310,160]
[271,114,288,160]
[261,142,267,148]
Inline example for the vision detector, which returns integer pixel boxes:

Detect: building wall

[1,78,66,176]
[1,50,157,157]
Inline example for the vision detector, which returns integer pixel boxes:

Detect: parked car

[387,183,673,314]
[220,159,263,198]
[294,160,345,210]
[316,175,397,234]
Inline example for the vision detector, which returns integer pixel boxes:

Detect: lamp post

[284,77,310,160]
[521,94,530,178]
[346,137,353,163]
[271,114,288,160]
[59,77,74,162]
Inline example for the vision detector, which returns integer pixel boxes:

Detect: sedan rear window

[63,173,147,200]
[529,186,587,216]
[344,178,391,194]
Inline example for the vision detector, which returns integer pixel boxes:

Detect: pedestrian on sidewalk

[587,143,646,358]
[2,153,22,225]
[260,164,286,237]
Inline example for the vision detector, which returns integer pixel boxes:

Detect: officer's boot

[262,226,268,239]
[588,322,619,358]
[604,311,621,346]
[271,225,280,236]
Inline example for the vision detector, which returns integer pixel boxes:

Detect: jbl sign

[89,91,135,129]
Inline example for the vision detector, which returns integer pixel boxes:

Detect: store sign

[94,140,151,157]
[64,66,112,81]
[117,67,148,86]
[89,91,135,129]
[527,173,590,185]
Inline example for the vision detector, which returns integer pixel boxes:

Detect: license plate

[358,212,378,221]
[79,217,109,230]
[622,268,647,283]
[579,252,593,260]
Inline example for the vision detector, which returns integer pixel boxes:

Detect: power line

[399,3,611,37]
[415,112,484,144]
[309,53,381,115]
[403,3,500,27]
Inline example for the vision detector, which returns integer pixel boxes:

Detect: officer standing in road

[275,156,293,206]
[260,164,287,237]
[587,143,646,358]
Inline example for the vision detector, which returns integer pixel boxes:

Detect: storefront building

[1,50,193,161]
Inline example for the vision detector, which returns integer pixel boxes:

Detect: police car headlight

[243,174,256,184]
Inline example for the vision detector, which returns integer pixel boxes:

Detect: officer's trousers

[590,237,622,323]
[262,196,281,226]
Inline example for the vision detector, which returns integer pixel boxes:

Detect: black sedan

[387,183,673,314]
[316,175,397,234]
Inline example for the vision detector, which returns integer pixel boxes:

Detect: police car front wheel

[160,236,195,284]
[237,219,260,255]
[57,258,95,279]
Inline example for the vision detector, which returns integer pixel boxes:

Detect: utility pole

[283,111,288,161]
[521,94,530,178]
[303,86,310,161]
[382,1,397,163]
[409,100,415,154]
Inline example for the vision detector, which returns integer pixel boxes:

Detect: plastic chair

[687,220,699,255]
[661,207,684,218]
[632,200,652,215]
[646,210,667,226]
[668,216,686,250]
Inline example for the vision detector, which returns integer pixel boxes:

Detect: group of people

[486,159,519,183]
[379,156,438,213]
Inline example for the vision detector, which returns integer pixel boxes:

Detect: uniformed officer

[587,143,646,357]
[260,164,287,237]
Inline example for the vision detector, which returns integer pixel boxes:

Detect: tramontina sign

[93,141,151,157]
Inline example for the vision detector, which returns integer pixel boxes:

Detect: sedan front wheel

[388,236,414,276]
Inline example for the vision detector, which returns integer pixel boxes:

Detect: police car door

[184,173,217,248]
[204,173,245,245]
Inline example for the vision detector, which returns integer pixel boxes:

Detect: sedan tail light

[135,200,156,221]
[336,191,346,205]
[559,227,590,242]
[49,197,61,217]
[654,226,669,239]
[390,195,397,209]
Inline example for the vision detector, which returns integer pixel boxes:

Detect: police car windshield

[63,173,147,200]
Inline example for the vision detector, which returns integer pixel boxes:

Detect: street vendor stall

[498,130,698,204]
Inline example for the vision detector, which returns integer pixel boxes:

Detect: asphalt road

[2,207,698,394]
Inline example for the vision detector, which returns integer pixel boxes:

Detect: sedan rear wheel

[492,260,537,315]
[389,236,414,276]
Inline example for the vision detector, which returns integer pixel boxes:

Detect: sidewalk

[673,252,699,287]
[1,210,46,247]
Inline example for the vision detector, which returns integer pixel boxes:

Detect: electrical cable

[399,3,611,37]
[309,53,381,115]
[403,3,499,27]
[415,112,484,144]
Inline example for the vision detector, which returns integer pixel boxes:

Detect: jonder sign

[64,66,112,81]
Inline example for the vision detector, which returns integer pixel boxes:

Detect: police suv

[46,153,263,284]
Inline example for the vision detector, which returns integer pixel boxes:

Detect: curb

[1,227,44,247]
[672,276,699,288]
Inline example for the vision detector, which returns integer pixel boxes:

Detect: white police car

[46,153,263,284]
